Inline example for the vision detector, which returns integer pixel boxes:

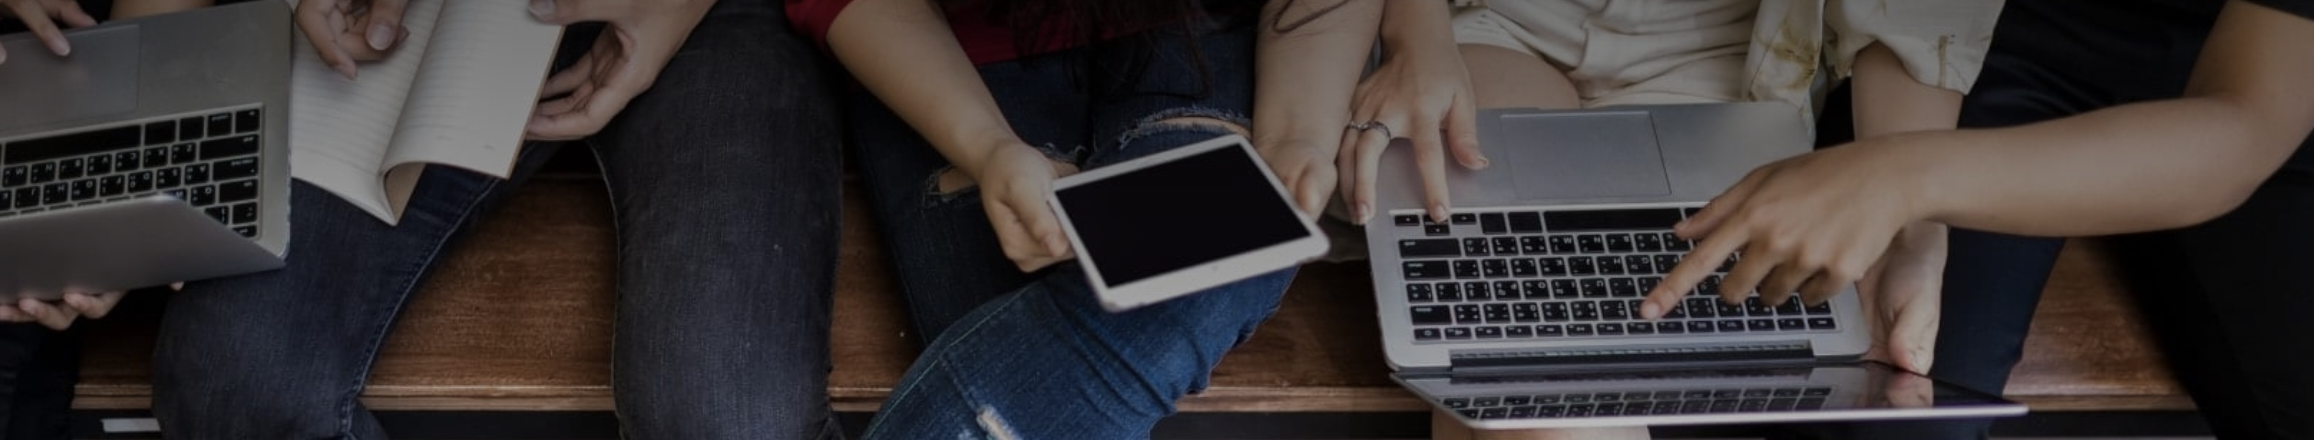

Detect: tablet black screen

[1055,143,1310,287]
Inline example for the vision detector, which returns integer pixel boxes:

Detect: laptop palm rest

[0,26,139,131]
[1500,111,1671,201]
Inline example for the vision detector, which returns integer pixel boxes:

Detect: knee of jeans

[1113,108,1253,154]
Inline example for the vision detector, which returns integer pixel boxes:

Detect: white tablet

[1048,134,1330,312]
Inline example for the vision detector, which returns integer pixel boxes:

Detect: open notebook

[286,0,563,224]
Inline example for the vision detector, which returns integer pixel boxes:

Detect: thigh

[152,149,549,439]
[845,57,1097,339]
[1461,44,1581,110]
[582,2,845,439]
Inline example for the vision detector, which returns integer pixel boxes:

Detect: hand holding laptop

[0,0,97,63]
[0,291,122,330]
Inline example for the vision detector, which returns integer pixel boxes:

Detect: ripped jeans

[847,15,1290,440]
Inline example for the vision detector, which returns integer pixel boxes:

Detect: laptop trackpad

[1502,112,1671,200]
[0,26,139,131]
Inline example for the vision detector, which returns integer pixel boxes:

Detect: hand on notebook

[966,141,1081,273]
[524,0,716,140]
[0,0,99,64]
[1339,4,1489,225]
[293,0,412,80]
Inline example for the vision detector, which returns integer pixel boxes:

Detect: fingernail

[368,23,395,51]
[1641,302,1661,320]
[528,0,555,20]
[1471,156,1491,169]
[1674,219,1689,230]
[335,61,358,80]
[1429,204,1449,223]
[1356,203,1373,225]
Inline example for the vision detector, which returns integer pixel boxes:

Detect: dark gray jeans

[148,0,845,438]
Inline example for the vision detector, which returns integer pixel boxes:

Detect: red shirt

[788,0,1083,65]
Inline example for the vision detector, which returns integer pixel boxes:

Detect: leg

[584,0,845,438]
[152,156,548,439]
[1461,44,1581,110]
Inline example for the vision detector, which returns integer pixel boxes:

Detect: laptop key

[58,158,84,179]
[1475,326,1503,338]
[213,158,260,180]
[1635,233,1663,252]
[1568,257,1596,276]
[86,154,113,175]
[1399,239,1461,258]
[1717,301,1745,317]
[1521,280,1551,299]
[41,183,67,204]
[1462,238,1490,256]
[1505,325,1533,338]
[1453,305,1481,324]
[1509,405,1537,419]
[1481,259,1509,278]
[1444,327,1473,339]
[1508,211,1544,233]
[1443,398,1470,409]
[1424,224,1450,236]
[235,109,262,133]
[145,120,177,144]
[202,206,230,224]
[189,185,217,206]
[1600,301,1629,320]
[1550,279,1578,299]
[1686,321,1715,333]
[1536,405,1566,418]
[1548,235,1577,253]
[1406,284,1434,302]
[1609,278,1639,298]
[1768,398,1798,411]
[142,148,169,169]
[1777,318,1805,330]
[1717,320,1747,332]
[1628,322,1654,334]
[1654,320,1685,334]
[1402,261,1451,280]
[29,163,55,184]
[1624,255,1654,274]
[200,135,261,161]
[1464,282,1491,301]
[127,172,154,193]
[170,143,198,164]
[205,113,233,136]
[1452,260,1481,279]
[1685,298,1718,318]
[1413,328,1441,340]
[1597,323,1625,335]
[1537,257,1567,276]
[1536,325,1565,337]
[99,176,124,197]
[1806,302,1834,315]
[1494,281,1519,299]
[1512,303,1540,322]
[1408,306,1451,325]
[184,163,212,184]
[1435,283,1463,301]
[1579,279,1607,298]
[1596,257,1626,275]
[1605,234,1634,252]
[1776,300,1805,315]
[156,167,182,188]
[1479,407,1508,420]
[1744,298,1774,316]
[1567,324,1594,336]
[1,166,23,186]
[1479,212,1508,234]
[1807,317,1837,330]
[1394,214,1421,226]
[1541,303,1571,322]
[178,117,206,140]
[219,179,261,203]
[1577,234,1606,253]
[1451,213,1477,224]
[1663,233,1692,251]
[231,203,257,224]
[1492,237,1518,254]
[1519,236,1549,254]
[1483,304,1510,323]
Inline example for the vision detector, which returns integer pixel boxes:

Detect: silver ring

[1364,121,1394,140]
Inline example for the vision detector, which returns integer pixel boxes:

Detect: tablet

[1048,134,1329,312]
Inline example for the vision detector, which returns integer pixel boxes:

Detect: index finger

[1640,227,1748,319]
[295,0,358,79]
[9,1,74,56]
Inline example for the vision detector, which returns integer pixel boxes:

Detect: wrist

[951,129,1030,179]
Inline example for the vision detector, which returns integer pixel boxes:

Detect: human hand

[0,0,98,64]
[0,292,122,330]
[1254,136,1343,218]
[1340,30,1488,224]
[1639,142,1933,318]
[525,0,716,141]
[1857,222,1945,374]
[964,141,1080,273]
[294,0,411,80]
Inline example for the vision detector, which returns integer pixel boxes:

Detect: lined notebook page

[381,0,561,183]
[286,0,449,224]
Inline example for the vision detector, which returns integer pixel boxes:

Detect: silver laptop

[0,1,291,300]
[1364,103,2026,429]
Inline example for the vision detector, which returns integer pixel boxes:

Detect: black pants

[0,325,76,440]
[1819,2,2314,439]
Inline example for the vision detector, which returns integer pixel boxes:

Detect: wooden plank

[73,180,2193,413]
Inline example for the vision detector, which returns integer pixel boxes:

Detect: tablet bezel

[1047,134,1329,312]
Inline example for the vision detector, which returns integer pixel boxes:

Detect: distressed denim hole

[921,143,1083,207]
[1115,107,1253,151]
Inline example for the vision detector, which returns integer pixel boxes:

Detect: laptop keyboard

[1390,207,1838,344]
[0,106,267,238]
[1440,386,1833,420]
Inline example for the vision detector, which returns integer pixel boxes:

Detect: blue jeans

[149,1,847,438]
[847,15,1291,440]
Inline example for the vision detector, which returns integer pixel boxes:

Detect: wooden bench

[68,174,2192,414]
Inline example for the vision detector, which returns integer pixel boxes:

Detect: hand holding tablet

[1047,135,1330,312]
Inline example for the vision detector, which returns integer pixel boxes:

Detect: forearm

[826,0,1018,176]
[108,0,212,19]
[1251,0,1379,148]
[1848,43,1962,139]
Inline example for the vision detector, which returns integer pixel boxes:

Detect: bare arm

[826,0,1019,176]
[1899,0,2314,235]
[1250,0,1380,215]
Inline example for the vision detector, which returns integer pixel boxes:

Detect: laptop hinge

[1447,340,1817,373]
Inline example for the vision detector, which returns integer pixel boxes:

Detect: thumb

[1888,298,1940,373]
[364,0,410,51]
